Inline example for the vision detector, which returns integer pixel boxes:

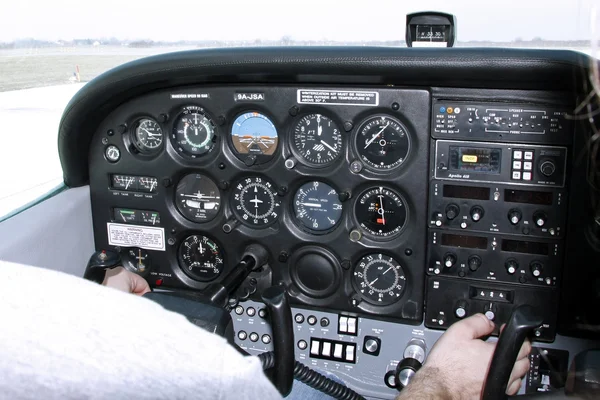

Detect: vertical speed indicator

[355,115,410,171]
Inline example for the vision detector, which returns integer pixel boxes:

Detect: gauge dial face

[175,174,221,223]
[292,114,342,166]
[355,115,410,171]
[353,253,406,305]
[134,118,163,152]
[138,177,158,193]
[355,186,408,238]
[121,248,150,273]
[293,181,343,233]
[230,112,278,162]
[178,235,224,282]
[232,176,281,227]
[171,106,217,157]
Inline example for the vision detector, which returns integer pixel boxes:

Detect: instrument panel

[88,83,584,398]
[90,86,431,323]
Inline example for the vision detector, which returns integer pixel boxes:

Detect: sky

[0,0,596,43]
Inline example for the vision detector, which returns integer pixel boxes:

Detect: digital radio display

[504,189,553,205]
[443,184,490,200]
[441,233,488,249]
[449,146,501,174]
[502,239,549,255]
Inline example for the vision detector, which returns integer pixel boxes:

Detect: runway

[0,83,85,218]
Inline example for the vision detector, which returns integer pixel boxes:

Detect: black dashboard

[60,47,600,398]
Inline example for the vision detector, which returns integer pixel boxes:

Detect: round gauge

[355,186,408,238]
[230,112,278,164]
[353,253,406,305]
[175,173,221,223]
[293,181,343,233]
[355,115,410,171]
[171,106,217,158]
[133,118,163,152]
[178,235,224,282]
[232,176,281,227]
[121,248,150,273]
[292,114,342,166]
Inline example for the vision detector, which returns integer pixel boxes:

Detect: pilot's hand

[398,313,531,400]
[102,267,151,296]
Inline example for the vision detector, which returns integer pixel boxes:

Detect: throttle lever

[83,249,121,283]
[261,286,294,397]
[482,305,544,400]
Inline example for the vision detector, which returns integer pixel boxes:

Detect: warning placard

[297,89,379,106]
[107,223,166,251]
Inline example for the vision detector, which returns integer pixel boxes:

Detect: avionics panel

[426,100,573,342]
[432,101,573,144]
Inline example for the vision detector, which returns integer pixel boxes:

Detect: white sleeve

[0,260,282,400]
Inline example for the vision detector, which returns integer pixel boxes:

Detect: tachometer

[232,176,281,227]
[171,106,217,158]
[292,114,342,166]
[175,173,221,223]
[354,186,408,238]
[178,235,224,282]
[293,181,343,233]
[353,253,406,305]
[230,111,278,164]
[133,118,163,153]
[355,115,410,171]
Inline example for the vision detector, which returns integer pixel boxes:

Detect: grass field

[0,46,196,92]
[0,54,145,92]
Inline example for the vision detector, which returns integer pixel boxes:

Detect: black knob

[470,206,484,222]
[445,204,460,220]
[505,259,519,275]
[540,160,556,177]
[455,300,468,318]
[530,261,543,278]
[468,255,482,271]
[508,208,522,225]
[444,253,457,268]
[533,211,547,228]
[483,302,496,321]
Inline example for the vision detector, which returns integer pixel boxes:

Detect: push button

[523,161,533,171]
[513,150,523,160]
[524,151,534,160]
[522,172,532,181]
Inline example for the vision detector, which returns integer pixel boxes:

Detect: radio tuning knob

[508,208,522,225]
[533,211,547,228]
[530,261,544,277]
[539,160,556,177]
[445,204,460,221]
[470,206,484,222]
[444,253,457,268]
[468,255,482,271]
[505,259,518,275]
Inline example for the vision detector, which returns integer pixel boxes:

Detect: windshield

[0,0,596,218]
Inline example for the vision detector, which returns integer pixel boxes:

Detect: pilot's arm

[1,260,281,400]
